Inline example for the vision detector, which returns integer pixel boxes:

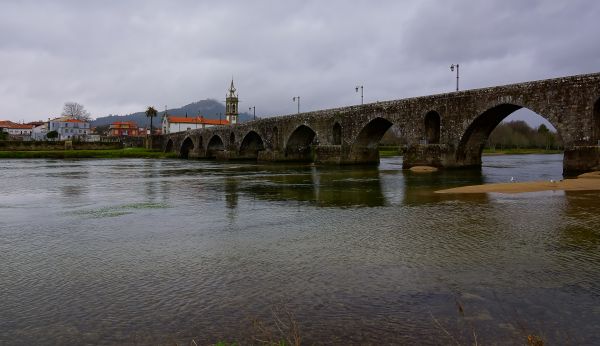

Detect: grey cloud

[0,0,598,122]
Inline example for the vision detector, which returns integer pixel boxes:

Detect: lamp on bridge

[292,96,300,114]
[249,106,256,120]
[355,85,363,105]
[450,64,459,91]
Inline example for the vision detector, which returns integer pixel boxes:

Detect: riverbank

[436,171,600,194]
[0,148,178,159]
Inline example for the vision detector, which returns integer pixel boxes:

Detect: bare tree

[62,102,91,121]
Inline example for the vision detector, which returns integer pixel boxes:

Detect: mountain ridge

[91,99,253,127]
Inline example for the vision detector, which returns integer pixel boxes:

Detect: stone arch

[285,125,317,161]
[352,117,394,149]
[348,117,394,164]
[206,135,225,158]
[333,122,342,145]
[593,97,600,143]
[272,126,279,149]
[230,132,235,146]
[239,131,265,159]
[424,111,441,144]
[456,103,562,166]
[180,137,194,159]
[165,138,173,152]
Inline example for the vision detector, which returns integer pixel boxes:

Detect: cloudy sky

[1,0,599,126]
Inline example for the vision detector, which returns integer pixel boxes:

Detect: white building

[0,121,34,139]
[48,117,91,140]
[161,116,229,134]
[31,123,48,140]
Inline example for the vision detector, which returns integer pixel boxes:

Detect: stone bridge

[161,72,600,174]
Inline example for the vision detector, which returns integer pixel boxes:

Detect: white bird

[510,176,516,183]
[550,179,555,183]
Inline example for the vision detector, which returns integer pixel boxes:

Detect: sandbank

[436,171,600,194]
[409,166,438,173]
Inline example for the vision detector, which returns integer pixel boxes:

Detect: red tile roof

[0,120,34,129]
[64,118,86,123]
[167,116,229,125]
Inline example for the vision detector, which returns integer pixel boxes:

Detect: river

[1,154,599,345]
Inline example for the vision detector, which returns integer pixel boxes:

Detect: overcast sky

[1,0,599,127]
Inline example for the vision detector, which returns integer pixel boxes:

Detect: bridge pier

[563,146,600,176]
[402,144,455,169]
[314,145,343,164]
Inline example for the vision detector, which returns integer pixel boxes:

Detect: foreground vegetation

[0,147,178,159]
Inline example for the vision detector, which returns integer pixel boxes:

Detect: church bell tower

[225,79,238,125]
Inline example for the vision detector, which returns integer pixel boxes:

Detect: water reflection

[560,191,600,251]
[2,156,600,344]
[401,168,488,205]
[237,165,386,207]
[59,166,89,199]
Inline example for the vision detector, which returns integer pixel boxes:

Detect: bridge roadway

[160,72,600,175]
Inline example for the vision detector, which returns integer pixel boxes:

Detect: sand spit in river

[435,171,600,194]
[409,166,438,173]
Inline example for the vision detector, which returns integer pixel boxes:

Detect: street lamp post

[450,64,459,91]
[249,106,256,120]
[355,85,363,105]
[292,96,300,114]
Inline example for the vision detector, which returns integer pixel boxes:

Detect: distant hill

[91,99,253,127]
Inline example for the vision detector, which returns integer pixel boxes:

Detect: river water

[1,154,599,345]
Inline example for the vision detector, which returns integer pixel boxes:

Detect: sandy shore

[409,166,438,173]
[578,171,600,179]
[436,171,600,194]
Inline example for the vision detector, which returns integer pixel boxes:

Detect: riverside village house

[0,120,34,139]
[161,79,239,134]
[43,116,91,140]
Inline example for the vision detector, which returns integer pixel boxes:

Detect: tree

[0,131,7,141]
[145,106,158,135]
[62,102,91,121]
[46,130,58,139]
[94,124,110,136]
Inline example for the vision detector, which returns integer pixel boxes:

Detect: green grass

[483,148,563,155]
[0,147,178,159]
[379,149,402,157]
